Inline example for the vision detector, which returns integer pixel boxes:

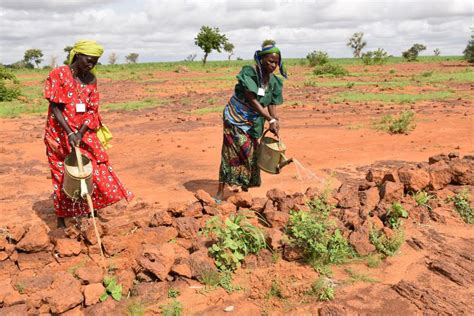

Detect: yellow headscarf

[68,40,104,75]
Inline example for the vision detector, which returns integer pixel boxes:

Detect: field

[0,56,473,315]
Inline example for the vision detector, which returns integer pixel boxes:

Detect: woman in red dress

[43,40,133,227]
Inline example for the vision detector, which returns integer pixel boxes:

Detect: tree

[185,53,197,62]
[194,26,228,65]
[23,49,43,68]
[125,53,139,64]
[362,48,389,65]
[223,41,235,60]
[347,32,366,58]
[63,46,73,64]
[108,53,118,65]
[402,44,426,62]
[463,31,474,63]
[433,48,441,56]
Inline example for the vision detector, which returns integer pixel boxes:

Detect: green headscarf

[68,40,104,75]
[254,43,287,79]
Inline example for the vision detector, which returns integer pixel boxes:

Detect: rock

[266,188,286,203]
[263,210,289,229]
[170,263,193,278]
[102,235,127,256]
[116,269,135,295]
[367,216,384,231]
[138,243,175,281]
[150,210,173,227]
[131,282,168,303]
[167,201,188,217]
[341,208,362,230]
[6,225,26,243]
[305,186,321,199]
[175,217,200,239]
[17,252,54,271]
[0,304,28,316]
[182,201,203,218]
[147,226,179,244]
[228,192,253,208]
[83,296,119,316]
[335,184,360,209]
[224,305,234,312]
[0,251,9,261]
[267,228,283,250]
[61,305,84,316]
[75,264,104,284]
[349,221,376,256]
[319,304,348,316]
[366,168,386,184]
[81,220,104,245]
[188,249,215,278]
[359,187,380,215]
[83,283,105,306]
[283,245,303,261]
[54,239,82,257]
[450,160,474,185]
[428,153,448,164]
[250,197,267,212]
[194,189,216,207]
[379,181,404,203]
[15,225,50,253]
[47,272,83,314]
[398,167,430,192]
[429,161,452,190]
[217,201,237,215]
[0,278,15,304]
[278,197,296,213]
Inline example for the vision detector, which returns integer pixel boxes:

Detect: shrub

[385,202,409,229]
[306,277,335,301]
[313,63,349,77]
[306,51,329,66]
[402,44,426,62]
[463,32,474,63]
[448,188,473,224]
[362,48,389,65]
[201,213,266,271]
[0,67,21,102]
[286,196,352,269]
[369,227,405,256]
[373,110,416,134]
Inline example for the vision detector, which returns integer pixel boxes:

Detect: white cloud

[0,0,472,65]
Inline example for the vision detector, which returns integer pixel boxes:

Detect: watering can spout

[276,157,293,174]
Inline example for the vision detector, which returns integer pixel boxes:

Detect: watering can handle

[262,129,281,143]
[74,146,85,177]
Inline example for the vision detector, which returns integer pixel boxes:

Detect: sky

[0,0,473,65]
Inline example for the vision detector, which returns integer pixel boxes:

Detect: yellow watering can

[257,129,293,174]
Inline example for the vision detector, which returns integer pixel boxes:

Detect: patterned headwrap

[68,40,104,75]
[254,43,288,83]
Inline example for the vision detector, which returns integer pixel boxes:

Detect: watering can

[63,149,94,200]
[257,129,293,174]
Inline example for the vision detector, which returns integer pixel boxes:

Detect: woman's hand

[68,132,82,147]
[269,119,280,136]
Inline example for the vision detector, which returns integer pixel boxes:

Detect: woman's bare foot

[215,182,225,202]
[57,217,66,228]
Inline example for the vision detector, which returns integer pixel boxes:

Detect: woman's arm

[268,104,278,120]
[50,102,82,147]
[244,91,279,135]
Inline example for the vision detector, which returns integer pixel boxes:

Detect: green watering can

[257,129,293,174]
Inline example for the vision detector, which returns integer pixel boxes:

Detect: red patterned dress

[43,66,134,217]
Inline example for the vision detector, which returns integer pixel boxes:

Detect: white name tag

[76,103,86,113]
[257,87,265,96]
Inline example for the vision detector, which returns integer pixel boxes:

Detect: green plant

[362,48,389,65]
[306,51,329,66]
[346,82,355,88]
[369,227,405,256]
[344,268,379,284]
[412,191,434,210]
[0,67,21,102]
[99,276,123,302]
[389,69,396,74]
[160,300,183,316]
[168,287,180,298]
[197,269,221,287]
[373,110,416,134]
[421,71,433,77]
[385,202,409,229]
[15,283,26,294]
[201,213,266,271]
[306,277,335,301]
[217,271,241,293]
[313,64,349,77]
[267,279,283,299]
[402,44,427,62]
[286,196,352,270]
[448,188,473,224]
[463,31,474,63]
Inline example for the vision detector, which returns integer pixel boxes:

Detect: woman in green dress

[216,40,287,201]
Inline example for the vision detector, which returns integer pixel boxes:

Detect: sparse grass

[448,188,473,224]
[102,98,168,111]
[267,279,284,299]
[190,105,224,115]
[344,268,379,284]
[197,269,241,293]
[167,287,180,298]
[197,269,221,287]
[306,277,335,301]
[15,282,26,294]
[366,254,383,268]
[160,300,183,316]
[369,227,405,257]
[372,110,416,134]
[313,63,349,77]
[127,300,145,316]
[331,91,454,104]
[412,190,434,210]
